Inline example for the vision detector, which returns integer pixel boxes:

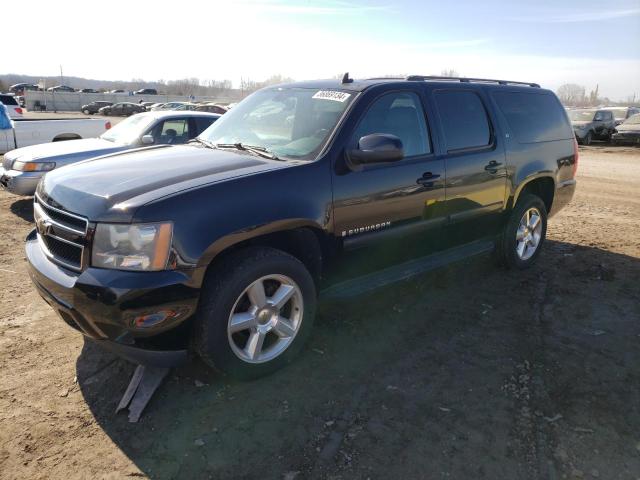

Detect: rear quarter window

[492,91,573,143]
[0,95,18,106]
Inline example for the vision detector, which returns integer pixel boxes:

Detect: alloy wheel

[515,207,543,261]
[227,274,304,364]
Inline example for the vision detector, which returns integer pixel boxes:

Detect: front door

[331,89,446,275]
[430,88,507,242]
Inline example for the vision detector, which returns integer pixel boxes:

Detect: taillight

[105,121,112,130]
[572,138,579,177]
[14,107,23,115]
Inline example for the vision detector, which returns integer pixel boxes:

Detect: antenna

[341,72,353,84]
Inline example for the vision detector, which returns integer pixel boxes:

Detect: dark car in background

[569,108,616,145]
[46,85,75,92]
[79,88,100,94]
[99,102,145,116]
[195,103,228,114]
[605,106,640,125]
[9,83,39,95]
[135,88,158,95]
[81,101,113,114]
[612,113,640,145]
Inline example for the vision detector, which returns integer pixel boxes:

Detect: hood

[39,145,289,222]
[4,138,128,164]
[616,123,640,132]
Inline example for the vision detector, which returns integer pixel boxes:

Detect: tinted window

[352,91,431,156]
[434,91,490,151]
[195,117,217,134]
[0,95,19,106]
[493,91,573,143]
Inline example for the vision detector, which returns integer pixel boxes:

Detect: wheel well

[206,227,329,285]
[53,134,81,142]
[519,177,554,213]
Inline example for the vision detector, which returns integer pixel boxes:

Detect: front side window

[200,87,355,160]
[351,91,431,157]
[434,90,491,151]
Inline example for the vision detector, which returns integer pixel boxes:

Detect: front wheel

[82,109,90,115]
[496,194,547,269]
[195,247,316,379]
[583,131,593,146]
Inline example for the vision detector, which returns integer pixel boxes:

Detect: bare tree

[440,69,459,77]
[557,84,586,106]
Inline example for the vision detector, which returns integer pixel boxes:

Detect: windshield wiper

[215,142,280,160]
[189,137,216,149]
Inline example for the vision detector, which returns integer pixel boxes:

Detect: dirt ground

[0,146,639,480]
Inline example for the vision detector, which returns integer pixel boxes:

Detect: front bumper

[611,132,640,144]
[573,129,588,141]
[25,229,202,367]
[0,166,42,196]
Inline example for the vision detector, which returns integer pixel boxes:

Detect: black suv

[135,88,158,95]
[26,76,577,378]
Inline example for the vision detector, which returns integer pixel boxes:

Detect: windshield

[100,114,154,144]
[569,110,596,122]
[623,113,640,125]
[199,87,355,160]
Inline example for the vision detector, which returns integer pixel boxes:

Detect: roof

[268,75,543,93]
[134,110,222,120]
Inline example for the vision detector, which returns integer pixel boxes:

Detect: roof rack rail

[404,75,540,88]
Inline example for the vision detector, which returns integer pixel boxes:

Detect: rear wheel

[496,194,547,269]
[195,247,316,379]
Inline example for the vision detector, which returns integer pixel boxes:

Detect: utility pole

[60,65,63,86]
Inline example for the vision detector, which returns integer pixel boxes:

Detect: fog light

[133,310,174,328]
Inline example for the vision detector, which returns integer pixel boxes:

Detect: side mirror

[346,134,404,170]
[141,134,154,145]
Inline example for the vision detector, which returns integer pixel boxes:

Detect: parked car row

[80,100,230,116]
[9,83,160,95]
[568,106,640,145]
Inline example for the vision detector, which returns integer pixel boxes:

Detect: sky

[5,0,640,100]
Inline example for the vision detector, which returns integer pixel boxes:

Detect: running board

[321,239,495,299]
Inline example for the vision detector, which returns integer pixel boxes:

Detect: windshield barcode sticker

[312,90,351,102]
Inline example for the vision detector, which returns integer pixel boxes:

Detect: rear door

[430,88,506,240]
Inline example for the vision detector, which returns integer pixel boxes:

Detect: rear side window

[195,117,217,134]
[492,91,573,143]
[434,91,491,151]
[0,95,18,106]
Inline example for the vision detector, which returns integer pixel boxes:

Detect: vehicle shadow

[9,197,34,222]
[76,240,640,479]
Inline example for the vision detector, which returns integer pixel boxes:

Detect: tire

[82,109,90,115]
[496,194,547,269]
[583,131,592,146]
[194,246,317,380]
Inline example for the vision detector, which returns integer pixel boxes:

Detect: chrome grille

[34,193,88,271]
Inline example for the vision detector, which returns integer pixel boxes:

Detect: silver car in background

[0,111,220,196]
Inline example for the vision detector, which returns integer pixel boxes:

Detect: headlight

[12,161,56,172]
[92,222,173,271]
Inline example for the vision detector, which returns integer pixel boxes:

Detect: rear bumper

[549,179,576,218]
[0,167,42,196]
[25,229,202,367]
